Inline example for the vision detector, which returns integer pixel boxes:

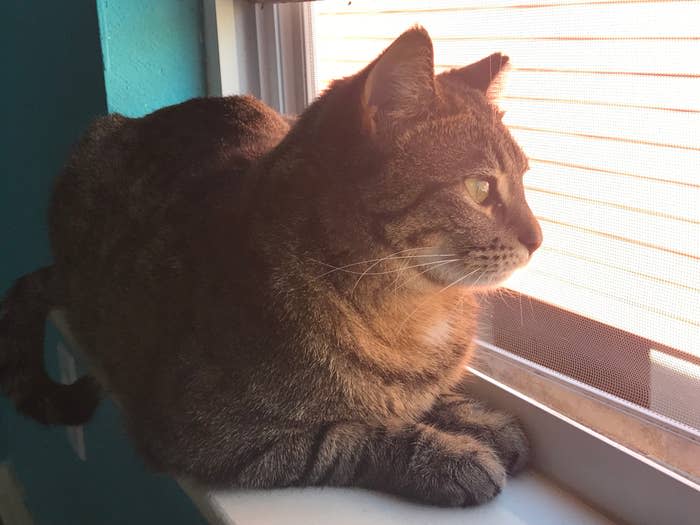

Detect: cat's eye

[464,178,490,204]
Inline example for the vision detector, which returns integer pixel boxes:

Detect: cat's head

[294,27,541,289]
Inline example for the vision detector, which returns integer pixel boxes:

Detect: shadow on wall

[2,1,207,523]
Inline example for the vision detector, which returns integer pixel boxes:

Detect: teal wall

[97,0,206,116]
[2,1,208,523]
[1,0,109,458]
[0,0,108,299]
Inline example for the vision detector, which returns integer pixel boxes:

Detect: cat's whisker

[471,270,486,289]
[309,248,421,276]
[391,259,460,294]
[309,248,454,280]
[518,290,523,327]
[436,268,481,297]
[385,258,439,292]
[386,255,437,292]
[396,268,481,335]
[350,247,437,293]
[348,249,456,293]
[495,287,513,309]
[330,259,461,278]
[309,254,459,279]
[489,286,530,320]
[374,259,460,277]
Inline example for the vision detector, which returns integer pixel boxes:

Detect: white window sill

[180,470,614,525]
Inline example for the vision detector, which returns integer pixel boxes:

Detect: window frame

[466,356,700,525]
[479,292,700,477]
[202,2,700,522]
[203,0,312,113]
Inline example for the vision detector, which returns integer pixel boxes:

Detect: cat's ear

[439,53,510,99]
[361,26,436,134]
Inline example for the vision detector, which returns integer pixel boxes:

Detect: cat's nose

[510,202,543,255]
[518,222,543,255]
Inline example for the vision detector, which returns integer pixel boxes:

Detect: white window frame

[203,0,312,114]
[201,2,700,523]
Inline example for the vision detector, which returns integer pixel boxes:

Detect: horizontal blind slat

[527,191,700,256]
[526,250,700,325]
[501,98,700,149]
[502,96,700,115]
[317,62,700,110]
[499,71,700,110]
[529,158,700,189]
[510,125,699,152]
[511,129,700,186]
[505,67,700,78]
[315,0,695,16]
[316,57,700,76]
[525,186,698,225]
[314,38,700,74]
[526,161,700,221]
[313,3,700,39]
[540,246,700,293]
[536,216,699,260]
[536,221,700,289]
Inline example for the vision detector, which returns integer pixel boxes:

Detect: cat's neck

[324,280,478,421]
[354,282,477,351]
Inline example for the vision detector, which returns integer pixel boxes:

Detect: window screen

[307,0,700,432]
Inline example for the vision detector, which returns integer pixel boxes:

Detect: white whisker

[318,259,459,278]
[396,268,481,334]
[350,247,429,294]
[391,259,460,294]
[348,249,456,294]
[309,248,457,281]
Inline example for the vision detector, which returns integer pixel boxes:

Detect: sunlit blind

[309,0,700,361]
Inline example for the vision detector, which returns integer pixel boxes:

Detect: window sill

[471,339,700,483]
[180,470,613,525]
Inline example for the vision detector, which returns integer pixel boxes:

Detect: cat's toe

[453,446,507,506]
[409,433,507,506]
[489,415,529,475]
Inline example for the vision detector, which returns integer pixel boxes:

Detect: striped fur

[215,395,516,507]
[0,27,540,506]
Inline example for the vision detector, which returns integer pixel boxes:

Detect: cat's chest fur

[329,288,477,422]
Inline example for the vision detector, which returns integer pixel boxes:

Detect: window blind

[308,1,700,430]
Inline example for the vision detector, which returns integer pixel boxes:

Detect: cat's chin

[423,263,517,290]
[467,270,516,289]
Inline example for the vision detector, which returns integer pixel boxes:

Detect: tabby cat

[0,27,541,506]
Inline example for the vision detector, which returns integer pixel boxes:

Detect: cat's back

[50,95,289,269]
[49,96,289,364]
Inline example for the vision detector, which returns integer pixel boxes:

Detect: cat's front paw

[427,397,529,475]
[407,426,506,507]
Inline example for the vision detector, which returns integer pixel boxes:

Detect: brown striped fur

[0,27,540,506]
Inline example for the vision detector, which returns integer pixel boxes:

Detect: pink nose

[518,222,543,255]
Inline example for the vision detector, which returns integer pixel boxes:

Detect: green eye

[464,178,490,204]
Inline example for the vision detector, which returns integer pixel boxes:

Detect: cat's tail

[0,266,100,425]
